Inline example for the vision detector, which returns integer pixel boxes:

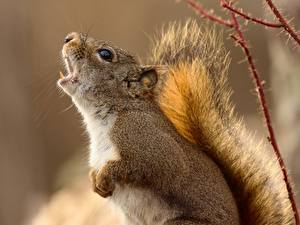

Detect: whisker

[81,24,94,47]
[57,88,66,97]
[60,103,74,114]
[33,82,56,103]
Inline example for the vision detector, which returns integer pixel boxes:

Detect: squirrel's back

[151,20,294,225]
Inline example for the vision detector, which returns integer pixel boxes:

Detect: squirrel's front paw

[89,168,115,198]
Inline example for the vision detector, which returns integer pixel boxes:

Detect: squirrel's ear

[126,66,158,97]
[139,66,158,90]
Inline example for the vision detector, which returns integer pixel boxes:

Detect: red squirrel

[58,20,294,225]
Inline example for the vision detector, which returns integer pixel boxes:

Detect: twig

[185,0,233,28]
[265,0,300,47]
[230,13,300,224]
[220,0,282,28]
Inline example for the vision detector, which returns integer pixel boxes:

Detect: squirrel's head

[58,32,160,116]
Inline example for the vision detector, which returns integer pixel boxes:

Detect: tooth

[59,71,65,79]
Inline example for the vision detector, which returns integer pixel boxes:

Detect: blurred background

[0,0,299,225]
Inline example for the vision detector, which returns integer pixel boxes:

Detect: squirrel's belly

[110,185,177,225]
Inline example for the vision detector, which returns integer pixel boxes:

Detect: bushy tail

[151,20,294,225]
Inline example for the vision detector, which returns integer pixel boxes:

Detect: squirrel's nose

[64,32,81,44]
[64,36,73,44]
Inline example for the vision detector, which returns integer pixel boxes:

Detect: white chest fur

[83,113,119,170]
[83,114,175,225]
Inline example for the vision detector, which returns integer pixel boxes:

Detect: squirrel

[57,20,294,225]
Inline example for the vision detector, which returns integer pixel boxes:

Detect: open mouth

[58,54,79,85]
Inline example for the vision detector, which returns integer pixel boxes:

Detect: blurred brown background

[0,1,299,225]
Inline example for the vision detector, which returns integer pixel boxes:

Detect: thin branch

[230,14,299,224]
[235,33,300,224]
[184,0,300,224]
[220,0,282,28]
[230,5,300,224]
[185,0,233,28]
[265,0,300,47]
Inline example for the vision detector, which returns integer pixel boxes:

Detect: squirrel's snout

[63,32,81,45]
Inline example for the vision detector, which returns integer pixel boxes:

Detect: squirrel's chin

[57,78,78,96]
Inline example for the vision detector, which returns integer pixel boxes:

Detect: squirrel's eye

[97,49,113,62]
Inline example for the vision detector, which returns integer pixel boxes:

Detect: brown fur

[151,20,294,225]
[60,28,239,224]
[59,26,239,225]
[89,99,240,224]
